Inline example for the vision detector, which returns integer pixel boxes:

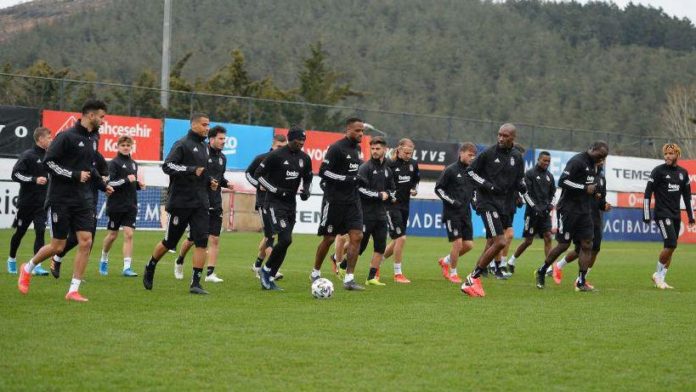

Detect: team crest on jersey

[409,164,414,171]
[52,213,58,223]
[299,159,304,168]
[493,211,499,219]
[132,163,136,170]
[679,173,684,180]
[665,218,671,225]
[327,225,334,233]
[93,141,97,151]
[172,216,179,226]
[546,175,551,182]
[219,157,223,165]
[510,157,515,166]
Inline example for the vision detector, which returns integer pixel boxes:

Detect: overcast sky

[0,0,694,24]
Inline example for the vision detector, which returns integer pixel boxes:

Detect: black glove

[643,218,651,224]
[690,219,695,225]
[489,185,504,196]
[300,190,310,201]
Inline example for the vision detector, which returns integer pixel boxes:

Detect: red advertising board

[274,128,371,173]
[42,110,162,161]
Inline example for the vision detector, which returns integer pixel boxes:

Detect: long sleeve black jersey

[254,145,312,209]
[522,165,556,215]
[387,157,420,207]
[556,152,598,215]
[207,146,229,210]
[106,153,140,213]
[435,160,475,217]
[12,145,48,208]
[319,137,362,204]
[468,144,525,213]
[644,163,694,221]
[245,150,270,209]
[44,122,99,207]
[591,171,608,222]
[357,158,396,220]
[162,130,210,210]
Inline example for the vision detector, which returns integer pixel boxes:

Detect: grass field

[2,228,696,391]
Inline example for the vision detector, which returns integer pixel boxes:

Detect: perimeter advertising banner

[42,110,162,161]
[275,128,372,173]
[0,105,40,156]
[164,119,273,170]
[602,207,696,244]
[604,155,661,192]
[387,138,459,180]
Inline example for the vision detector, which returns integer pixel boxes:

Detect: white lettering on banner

[99,120,152,138]
[0,182,20,228]
[145,204,159,221]
[409,213,443,229]
[223,136,238,156]
[104,139,138,154]
[304,147,330,161]
[604,219,659,234]
[605,155,662,192]
[0,124,29,138]
[415,150,447,163]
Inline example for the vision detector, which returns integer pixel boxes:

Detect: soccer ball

[311,278,334,299]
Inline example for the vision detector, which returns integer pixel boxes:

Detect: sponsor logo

[286,170,299,179]
[668,183,680,192]
[349,163,359,171]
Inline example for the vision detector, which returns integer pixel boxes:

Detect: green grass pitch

[1,229,695,391]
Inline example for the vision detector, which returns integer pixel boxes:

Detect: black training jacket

[319,137,362,205]
[556,152,597,215]
[206,146,229,210]
[357,158,396,220]
[644,163,694,221]
[435,160,475,218]
[162,130,211,210]
[468,144,525,212]
[254,145,312,209]
[12,145,48,208]
[522,165,556,216]
[106,153,140,213]
[246,150,271,209]
[387,156,420,208]
[44,122,100,207]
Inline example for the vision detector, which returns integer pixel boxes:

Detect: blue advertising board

[602,207,663,242]
[163,118,273,170]
[96,188,165,229]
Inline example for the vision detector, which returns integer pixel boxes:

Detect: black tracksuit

[521,165,556,238]
[9,145,48,257]
[386,157,419,238]
[205,146,229,237]
[357,157,396,254]
[161,130,211,248]
[254,145,312,275]
[435,160,475,241]
[555,152,598,242]
[105,152,140,230]
[644,163,694,248]
[246,150,270,210]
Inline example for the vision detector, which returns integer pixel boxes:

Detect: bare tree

[662,84,696,158]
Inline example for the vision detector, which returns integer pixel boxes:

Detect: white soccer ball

[311,278,334,299]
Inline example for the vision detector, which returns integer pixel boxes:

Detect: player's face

[272,140,288,150]
[289,138,305,152]
[590,147,608,164]
[497,128,515,149]
[191,117,210,137]
[398,146,414,160]
[210,133,226,150]
[538,155,551,170]
[37,133,52,150]
[346,122,364,143]
[664,149,678,165]
[118,142,132,155]
[87,109,106,132]
[370,144,386,160]
[460,149,476,165]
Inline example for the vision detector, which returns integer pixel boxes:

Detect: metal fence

[1,72,690,158]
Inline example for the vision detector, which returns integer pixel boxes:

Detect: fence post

[127,85,133,116]
[59,78,65,111]
[247,99,253,125]
[189,92,194,117]
[530,126,536,150]
[446,116,453,142]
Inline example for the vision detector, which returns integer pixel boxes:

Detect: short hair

[345,117,363,126]
[273,134,287,143]
[208,125,227,138]
[370,136,386,146]
[663,143,682,158]
[538,150,551,158]
[590,141,609,152]
[459,142,477,153]
[117,136,134,145]
[81,99,107,115]
[33,127,50,142]
[190,112,209,123]
[499,123,517,135]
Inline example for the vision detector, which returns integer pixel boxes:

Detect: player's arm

[559,159,589,195]
[319,145,354,184]
[245,155,262,188]
[44,133,81,182]
[107,159,128,189]
[300,156,313,201]
[467,151,498,194]
[411,160,420,195]
[255,153,291,195]
[387,167,397,203]
[681,169,695,224]
[162,142,196,178]
[548,173,557,209]
[357,162,381,199]
[435,167,460,207]
[521,171,539,209]
[91,152,108,192]
[11,153,34,183]
[643,167,657,222]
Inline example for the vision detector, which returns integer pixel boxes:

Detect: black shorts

[260,207,274,239]
[163,208,209,249]
[47,204,95,240]
[656,217,680,249]
[267,205,296,235]
[107,209,137,230]
[556,210,594,243]
[523,212,552,238]
[360,219,388,254]
[387,207,409,239]
[444,213,473,242]
[478,208,512,239]
[13,205,46,231]
[209,208,223,237]
[317,201,363,236]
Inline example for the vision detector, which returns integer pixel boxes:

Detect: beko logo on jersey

[349,163,359,171]
[286,170,299,179]
[398,175,411,183]
[668,183,680,192]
